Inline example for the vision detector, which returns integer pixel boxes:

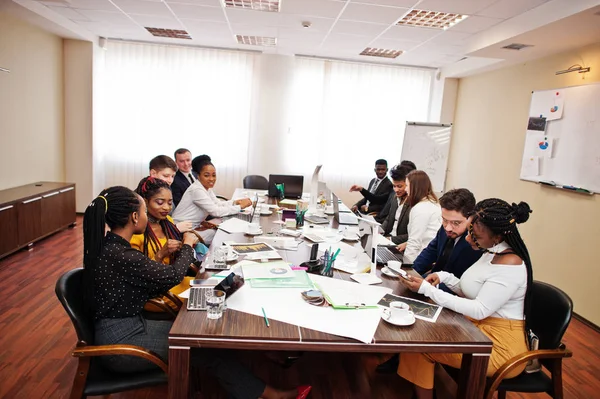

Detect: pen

[261,307,270,328]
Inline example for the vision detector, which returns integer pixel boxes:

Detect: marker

[261,307,270,327]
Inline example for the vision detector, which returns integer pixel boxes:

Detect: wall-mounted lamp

[555,64,591,75]
[0,67,10,73]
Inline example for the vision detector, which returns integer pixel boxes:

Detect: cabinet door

[41,191,63,234]
[17,197,42,246]
[0,205,19,257]
[59,186,76,227]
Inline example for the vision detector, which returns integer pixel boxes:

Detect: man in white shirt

[349,159,393,214]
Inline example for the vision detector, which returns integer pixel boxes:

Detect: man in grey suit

[350,159,393,214]
[380,165,413,244]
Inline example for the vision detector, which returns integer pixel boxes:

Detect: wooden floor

[0,216,598,399]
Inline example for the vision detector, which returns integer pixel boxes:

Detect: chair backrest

[529,280,573,350]
[243,175,269,190]
[55,268,95,345]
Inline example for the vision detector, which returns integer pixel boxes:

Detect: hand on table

[396,242,407,252]
[235,198,252,209]
[399,273,424,292]
[425,273,440,287]
[351,205,358,212]
[360,205,368,213]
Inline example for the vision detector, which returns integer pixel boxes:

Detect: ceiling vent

[359,47,403,59]
[502,43,534,50]
[224,0,280,12]
[235,35,277,46]
[145,27,191,39]
[397,9,468,30]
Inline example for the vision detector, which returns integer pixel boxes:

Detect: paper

[522,156,540,177]
[226,274,392,343]
[537,137,554,158]
[378,293,442,323]
[527,116,547,132]
[231,242,276,255]
[218,218,250,234]
[249,270,313,288]
[241,260,294,279]
[244,251,282,261]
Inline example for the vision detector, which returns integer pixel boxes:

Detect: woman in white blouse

[397,170,441,264]
[397,198,534,399]
[172,156,252,244]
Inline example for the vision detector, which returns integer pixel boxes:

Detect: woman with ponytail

[396,198,533,399]
[83,186,310,399]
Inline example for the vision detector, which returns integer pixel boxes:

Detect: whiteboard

[400,122,452,193]
[520,83,600,194]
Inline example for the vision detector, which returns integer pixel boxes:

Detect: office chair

[56,268,168,399]
[243,175,269,190]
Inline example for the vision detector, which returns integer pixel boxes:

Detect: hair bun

[511,201,532,224]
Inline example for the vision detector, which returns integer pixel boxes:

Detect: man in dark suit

[171,148,201,207]
[380,165,413,244]
[376,188,482,374]
[375,160,416,224]
[350,159,393,214]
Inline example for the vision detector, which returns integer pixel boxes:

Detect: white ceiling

[6,0,600,75]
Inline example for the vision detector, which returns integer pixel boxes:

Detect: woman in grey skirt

[83,186,311,399]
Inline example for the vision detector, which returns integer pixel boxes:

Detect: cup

[316,208,325,217]
[325,205,333,214]
[387,260,402,273]
[213,246,228,268]
[383,301,414,322]
[343,229,357,240]
[247,222,261,234]
[205,289,226,320]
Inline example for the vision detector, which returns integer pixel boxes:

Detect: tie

[433,237,455,272]
[370,179,380,194]
[188,173,194,184]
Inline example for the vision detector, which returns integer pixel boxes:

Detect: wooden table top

[169,190,492,354]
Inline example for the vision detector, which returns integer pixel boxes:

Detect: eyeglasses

[442,217,465,228]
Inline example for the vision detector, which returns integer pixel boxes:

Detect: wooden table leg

[169,345,191,399]
[457,353,490,399]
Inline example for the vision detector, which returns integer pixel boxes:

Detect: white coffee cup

[383,301,414,322]
[387,260,402,272]
[316,208,325,217]
[343,229,356,239]
[325,205,333,213]
[248,222,261,234]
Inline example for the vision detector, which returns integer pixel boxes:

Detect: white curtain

[286,57,433,205]
[96,42,255,197]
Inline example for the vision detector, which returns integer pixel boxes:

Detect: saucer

[260,210,273,216]
[324,211,334,215]
[246,230,263,236]
[382,313,416,326]
[341,234,359,241]
[226,253,239,262]
[381,266,399,278]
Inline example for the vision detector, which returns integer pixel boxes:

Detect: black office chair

[56,268,168,399]
[484,281,573,399]
[243,175,269,190]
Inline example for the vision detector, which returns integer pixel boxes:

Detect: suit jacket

[413,226,482,278]
[375,191,395,224]
[381,198,411,244]
[172,170,198,207]
[354,177,393,214]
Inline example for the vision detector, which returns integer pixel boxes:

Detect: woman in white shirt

[398,170,441,263]
[397,198,533,399]
[172,156,252,244]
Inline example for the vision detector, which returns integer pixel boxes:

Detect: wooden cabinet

[0,182,76,259]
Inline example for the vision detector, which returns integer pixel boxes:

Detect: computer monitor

[268,174,304,199]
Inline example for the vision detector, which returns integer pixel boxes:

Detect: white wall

[0,12,64,190]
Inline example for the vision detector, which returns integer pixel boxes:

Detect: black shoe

[375,354,399,374]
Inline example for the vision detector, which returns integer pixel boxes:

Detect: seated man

[350,159,393,214]
[375,160,416,224]
[149,155,177,186]
[380,165,413,244]
[171,148,201,207]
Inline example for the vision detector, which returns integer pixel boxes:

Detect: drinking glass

[213,246,228,268]
[205,289,226,320]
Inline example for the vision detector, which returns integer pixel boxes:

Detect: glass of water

[205,289,226,320]
[212,246,228,268]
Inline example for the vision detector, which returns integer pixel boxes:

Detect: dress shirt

[92,232,195,319]
[172,181,241,228]
[391,198,404,235]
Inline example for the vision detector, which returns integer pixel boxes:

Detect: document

[241,260,294,280]
[218,218,250,234]
[522,156,540,177]
[378,293,442,323]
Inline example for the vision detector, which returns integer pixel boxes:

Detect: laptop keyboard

[377,247,403,263]
[228,213,252,222]
[187,287,209,310]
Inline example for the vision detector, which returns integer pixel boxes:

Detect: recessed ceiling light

[235,35,277,46]
[224,0,280,12]
[145,27,191,39]
[502,43,534,50]
[359,47,403,59]
[397,9,468,30]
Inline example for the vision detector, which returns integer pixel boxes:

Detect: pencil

[261,307,270,327]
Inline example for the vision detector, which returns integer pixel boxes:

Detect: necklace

[148,214,161,224]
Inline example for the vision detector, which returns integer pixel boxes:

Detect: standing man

[350,159,393,214]
[171,148,203,207]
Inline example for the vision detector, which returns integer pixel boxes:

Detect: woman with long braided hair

[397,198,533,399]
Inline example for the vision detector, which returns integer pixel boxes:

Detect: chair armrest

[73,344,168,373]
[163,291,183,308]
[147,297,178,318]
[485,347,573,399]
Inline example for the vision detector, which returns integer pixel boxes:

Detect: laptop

[228,193,258,222]
[358,221,404,265]
[187,272,245,310]
[332,193,358,225]
[267,175,304,199]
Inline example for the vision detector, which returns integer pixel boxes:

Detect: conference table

[168,190,492,399]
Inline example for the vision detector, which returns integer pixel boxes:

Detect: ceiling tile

[349,0,419,8]
[278,14,335,32]
[52,0,120,11]
[282,0,347,19]
[169,3,225,21]
[47,6,89,20]
[340,3,409,24]
[180,19,231,37]
[321,33,373,51]
[427,30,472,45]
[417,0,498,15]
[229,23,278,37]
[369,37,423,51]
[129,14,184,29]
[381,24,440,41]
[225,7,281,25]
[76,9,133,25]
[165,0,221,6]
[331,20,390,36]
[476,0,549,19]
[448,15,504,33]
[111,0,171,16]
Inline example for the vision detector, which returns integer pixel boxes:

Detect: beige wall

[448,42,600,324]
[0,12,64,190]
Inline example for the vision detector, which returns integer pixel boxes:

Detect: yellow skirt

[144,276,194,312]
[397,316,528,389]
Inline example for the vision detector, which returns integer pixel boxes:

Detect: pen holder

[295,210,306,228]
[319,256,334,278]
[275,183,285,200]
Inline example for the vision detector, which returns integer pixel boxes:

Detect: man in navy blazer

[171,148,201,207]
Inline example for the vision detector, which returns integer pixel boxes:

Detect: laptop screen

[268,174,304,198]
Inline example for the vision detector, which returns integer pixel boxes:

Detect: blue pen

[562,185,577,190]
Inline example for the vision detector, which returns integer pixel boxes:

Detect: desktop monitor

[268,174,304,199]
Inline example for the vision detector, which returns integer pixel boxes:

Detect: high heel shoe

[296,385,312,399]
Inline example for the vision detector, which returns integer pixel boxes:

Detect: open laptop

[187,272,245,310]
[358,220,404,265]
[267,175,304,199]
[228,193,258,222]
[332,193,358,225]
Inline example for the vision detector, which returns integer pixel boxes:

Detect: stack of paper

[241,260,294,279]
[218,218,250,233]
